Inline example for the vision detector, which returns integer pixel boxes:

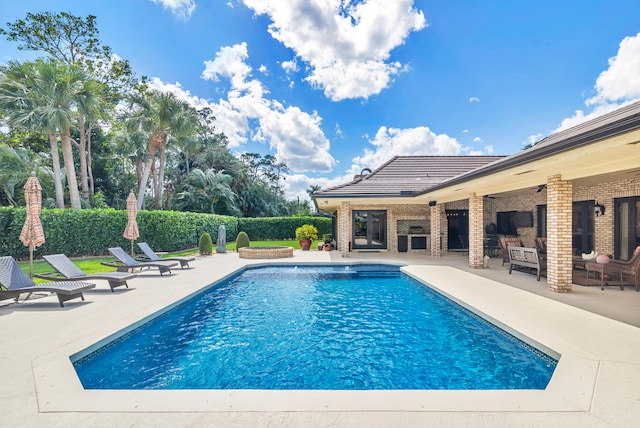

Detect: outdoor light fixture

[536,184,547,192]
[428,200,437,206]
[594,202,605,216]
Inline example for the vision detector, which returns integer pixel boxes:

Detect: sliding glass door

[614,197,640,260]
[352,210,387,250]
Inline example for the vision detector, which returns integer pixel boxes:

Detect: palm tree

[36,60,86,209]
[74,77,106,205]
[175,168,239,215]
[0,60,65,207]
[124,90,199,210]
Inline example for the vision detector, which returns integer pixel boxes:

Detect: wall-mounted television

[514,211,533,228]
[497,211,533,235]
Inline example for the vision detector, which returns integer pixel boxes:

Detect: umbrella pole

[131,239,134,257]
[29,244,34,279]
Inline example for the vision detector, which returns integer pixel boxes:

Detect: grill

[408,226,425,234]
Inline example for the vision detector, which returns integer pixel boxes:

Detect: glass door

[572,201,595,255]
[446,210,469,250]
[614,197,640,260]
[352,210,387,250]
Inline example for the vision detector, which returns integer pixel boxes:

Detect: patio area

[1,250,639,427]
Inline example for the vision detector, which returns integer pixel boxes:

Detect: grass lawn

[17,240,323,282]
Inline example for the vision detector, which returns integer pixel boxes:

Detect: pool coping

[30,262,634,414]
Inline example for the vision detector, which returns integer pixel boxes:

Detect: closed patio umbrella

[19,172,45,278]
[123,191,140,256]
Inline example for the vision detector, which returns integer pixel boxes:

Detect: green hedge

[237,216,331,241]
[0,208,332,260]
[0,207,238,260]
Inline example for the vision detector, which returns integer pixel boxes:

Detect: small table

[572,256,587,270]
[585,262,623,290]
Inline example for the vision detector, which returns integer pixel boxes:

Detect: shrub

[237,216,330,240]
[199,232,213,255]
[235,231,250,250]
[295,224,318,241]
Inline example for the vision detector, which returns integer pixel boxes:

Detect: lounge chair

[103,247,178,276]
[0,256,95,307]
[136,242,195,269]
[39,254,137,292]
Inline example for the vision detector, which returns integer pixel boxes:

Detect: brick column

[340,201,351,257]
[546,175,573,292]
[430,204,442,257]
[468,193,484,268]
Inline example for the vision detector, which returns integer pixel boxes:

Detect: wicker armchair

[499,237,524,266]
[609,246,640,291]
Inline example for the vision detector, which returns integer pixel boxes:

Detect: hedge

[236,216,331,241]
[0,207,238,260]
[0,208,332,260]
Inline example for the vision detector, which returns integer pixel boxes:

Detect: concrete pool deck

[1,251,639,427]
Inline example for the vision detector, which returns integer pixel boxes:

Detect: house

[312,100,640,293]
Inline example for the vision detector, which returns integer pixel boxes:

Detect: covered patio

[314,101,640,294]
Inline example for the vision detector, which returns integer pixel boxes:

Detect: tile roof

[314,155,505,196]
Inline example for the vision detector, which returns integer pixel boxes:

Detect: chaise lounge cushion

[103,247,178,276]
[40,254,137,292]
[136,242,195,269]
[0,256,95,307]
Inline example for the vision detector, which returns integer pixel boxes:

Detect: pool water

[74,265,557,390]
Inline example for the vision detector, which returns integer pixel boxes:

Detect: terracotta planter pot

[299,239,312,251]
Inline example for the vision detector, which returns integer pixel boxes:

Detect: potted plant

[295,224,318,251]
[322,233,333,251]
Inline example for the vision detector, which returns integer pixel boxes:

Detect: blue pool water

[74,264,556,390]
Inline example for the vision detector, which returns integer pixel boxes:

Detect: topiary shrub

[199,232,213,255]
[235,231,250,250]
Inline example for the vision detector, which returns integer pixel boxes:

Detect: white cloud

[587,32,640,106]
[284,172,357,204]
[523,133,544,147]
[150,0,195,20]
[552,32,640,133]
[281,59,299,73]
[198,43,336,172]
[350,126,463,173]
[473,137,483,143]
[241,0,426,101]
[469,97,480,103]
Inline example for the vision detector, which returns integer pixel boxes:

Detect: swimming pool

[74,264,556,390]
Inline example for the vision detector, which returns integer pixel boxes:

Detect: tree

[0,59,87,208]
[1,11,138,206]
[174,168,239,215]
[124,90,199,210]
[0,145,37,206]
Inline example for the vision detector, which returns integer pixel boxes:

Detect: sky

[1,0,640,202]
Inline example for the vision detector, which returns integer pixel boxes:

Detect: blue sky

[2,1,640,201]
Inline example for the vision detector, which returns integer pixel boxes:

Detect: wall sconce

[428,200,437,206]
[594,202,605,217]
